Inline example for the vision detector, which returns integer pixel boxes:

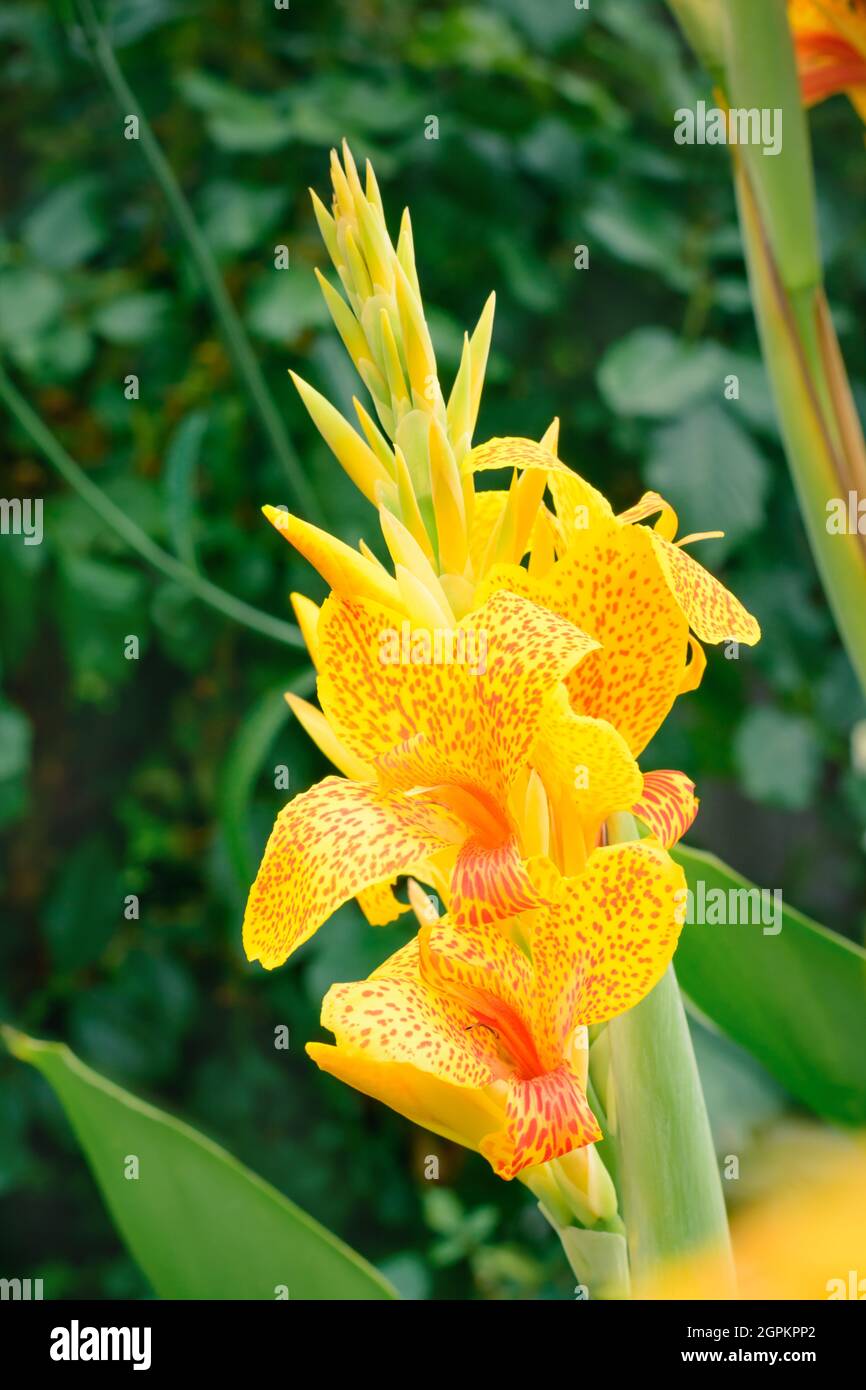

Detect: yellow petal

[527,842,686,1037]
[284,692,374,782]
[243,777,461,969]
[263,506,402,610]
[290,371,391,504]
[307,1043,502,1153]
[532,687,644,843]
[356,878,411,927]
[316,588,600,796]
[481,513,691,756]
[289,593,321,667]
[618,489,678,541]
[650,532,761,646]
[632,769,699,849]
[319,936,493,1086]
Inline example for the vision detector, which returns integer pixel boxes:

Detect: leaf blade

[3,1027,397,1301]
[673,846,866,1125]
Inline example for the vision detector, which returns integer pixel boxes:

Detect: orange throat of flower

[796,31,866,103]
[418,928,546,1082]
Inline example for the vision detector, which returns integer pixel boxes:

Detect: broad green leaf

[93,291,171,345]
[646,403,771,562]
[673,845,866,1125]
[2,1027,397,1301]
[597,328,722,416]
[245,267,331,344]
[732,706,821,810]
[22,176,107,269]
[0,267,64,341]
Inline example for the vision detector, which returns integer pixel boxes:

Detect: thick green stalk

[606,814,735,1297]
[0,362,302,648]
[668,0,866,699]
[733,166,866,697]
[71,0,322,524]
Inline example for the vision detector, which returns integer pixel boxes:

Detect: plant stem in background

[70,0,323,525]
[669,0,866,698]
[0,361,303,648]
[605,813,735,1297]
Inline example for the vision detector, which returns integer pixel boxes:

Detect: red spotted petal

[479,1064,601,1179]
[632,769,699,850]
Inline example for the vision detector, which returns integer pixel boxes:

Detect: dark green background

[2,0,865,1298]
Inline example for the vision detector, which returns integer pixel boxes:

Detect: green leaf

[163,410,208,571]
[673,845,866,1125]
[597,328,722,417]
[646,403,771,561]
[43,835,120,972]
[0,267,64,341]
[198,181,289,257]
[2,1027,397,1300]
[22,176,107,269]
[218,675,314,892]
[93,291,171,344]
[733,705,821,810]
[245,267,331,344]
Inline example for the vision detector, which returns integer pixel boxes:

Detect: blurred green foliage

[2,0,866,1299]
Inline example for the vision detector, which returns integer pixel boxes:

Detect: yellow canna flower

[308,839,684,1179]
[789,0,866,117]
[243,588,646,969]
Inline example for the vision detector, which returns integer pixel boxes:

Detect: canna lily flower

[308,839,684,1179]
[243,586,646,969]
[466,438,760,845]
[789,0,866,118]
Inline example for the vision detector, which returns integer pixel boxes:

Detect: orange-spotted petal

[632,769,699,850]
[482,513,690,756]
[649,532,760,646]
[479,1064,601,1180]
[317,937,494,1087]
[356,877,411,927]
[243,777,462,969]
[526,841,686,1045]
[317,588,600,797]
[450,834,546,927]
[419,916,534,1028]
[532,686,644,838]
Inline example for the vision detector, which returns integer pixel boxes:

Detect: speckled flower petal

[532,687,644,833]
[450,835,546,927]
[242,777,462,969]
[526,842,685,1045]
[650,533,761,646]
[479,1064,601,1179]
[632,769,699,850]
[482,512,690,756]
[318,937,493,1086]
[356,878,411,927]
[317,588,599,798]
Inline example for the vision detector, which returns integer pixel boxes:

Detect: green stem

[70,0,322,525]
[667,0,866,698]
[0,361,302,648]
[606,814,735,1297]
